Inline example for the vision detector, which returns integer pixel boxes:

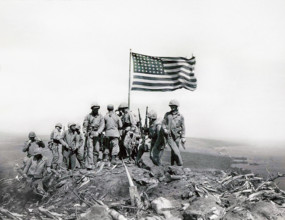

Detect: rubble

[1,155,285,219]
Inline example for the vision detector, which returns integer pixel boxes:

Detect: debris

[151,197,173,219]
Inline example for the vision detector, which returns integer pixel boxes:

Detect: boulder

[151,197,175,219]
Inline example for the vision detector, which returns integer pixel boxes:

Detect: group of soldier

[20,99,186,195]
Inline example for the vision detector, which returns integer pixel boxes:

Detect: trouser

[169,137,183,166]
[86,136,102,168]
[63,148,77,170]
[50,143,63,169]
[27,176,45,195]
[151,130,166,166]
[104,137,120,157]
[76,145,85,168]
[136,139,153,163]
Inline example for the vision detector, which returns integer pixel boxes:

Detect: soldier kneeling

[22,148,51,196]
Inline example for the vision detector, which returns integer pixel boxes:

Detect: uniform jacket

[24,156,48,179]
[162,111,185,139]
[104,111,122,137]
[50,128,62,144]
[148,119,162,140]
[121,110,136,130]
[83,113,105,136]
[62,129,80,150]
[124,132,137,149]
[23,138,45,157]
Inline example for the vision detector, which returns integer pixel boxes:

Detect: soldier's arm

[97,115,105,134]
[161,113,169,134]
[60,132,68,147]
[82,115,89,134]
[23,140,31,152]
[23,157,32,174]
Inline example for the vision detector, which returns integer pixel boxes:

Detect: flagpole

[128,49,132,109]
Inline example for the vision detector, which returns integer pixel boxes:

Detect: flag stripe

[131,52,197,92]
[133,74,197,83]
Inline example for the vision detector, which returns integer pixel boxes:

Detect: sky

[0,0,285,142]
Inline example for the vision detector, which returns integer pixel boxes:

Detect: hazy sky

[0,0,285,142]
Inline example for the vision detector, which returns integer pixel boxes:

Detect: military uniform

[75,128,85,168]
[62,129,80,170]
[161,111,185,166]
[23,149,50,195]
[49,127,63,169]
[123,131,137,160]
[104,110,122,161]
[23,138,45,158]
[83,113,105,168]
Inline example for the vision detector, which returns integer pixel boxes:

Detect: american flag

[131,52,197,92]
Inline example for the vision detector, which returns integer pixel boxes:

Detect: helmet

[68,122,76,128]
[90,102,100,109]
[107,104,114,111]
[55,123,62,129]
[76,124,81,130]
[169,99,180,107]
[32,148,42,156]
[118,102,128,109]
[148,110,157,119]
[28,131,36,138]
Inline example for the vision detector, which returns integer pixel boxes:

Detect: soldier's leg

[136,142,145,164]
[76,146,85,168]
[51,145,59,169]
[63,148,70,169]
[93,137,101,164]
[168,137,183,166]
[86,138,94,169]
[57,144,63,169]
[151,133,164,166]
[70,151,77,170]
[103,137,110,162]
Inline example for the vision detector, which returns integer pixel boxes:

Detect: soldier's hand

[181,138,186,143]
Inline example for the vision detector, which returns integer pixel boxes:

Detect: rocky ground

[1,154,285,220]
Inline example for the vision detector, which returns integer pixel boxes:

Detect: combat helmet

[148,110,157,119]
[55,123,63,129]
[91,102,100,109]
[28,131,36,138]
[169,99,180,107]
[118,102,128,109]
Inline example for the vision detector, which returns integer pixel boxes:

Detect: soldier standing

[49,123,63,170]
[83,102,105,169]
[137,110,165,165]
[22,131,45,168]
[161,100,186,166]
[61,122,80,170]
[23,131,45,158]
[118,102,136,159]
[75,124,85,169]
[103,104,122,164]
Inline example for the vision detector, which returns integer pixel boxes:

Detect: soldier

[22,148,51,196]
[49,123,63,170]
[61,122,80,170]
[136,110,164,165]
[123,128,137,162]
[83,102,105,169]
[161,99,186,166]
[75,124,85,169]
[103,104,122,164]
[118,102,136,159]
[22,132,45,167]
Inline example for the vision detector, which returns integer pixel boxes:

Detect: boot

[103,154,109,162]
[111,155,116,165]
